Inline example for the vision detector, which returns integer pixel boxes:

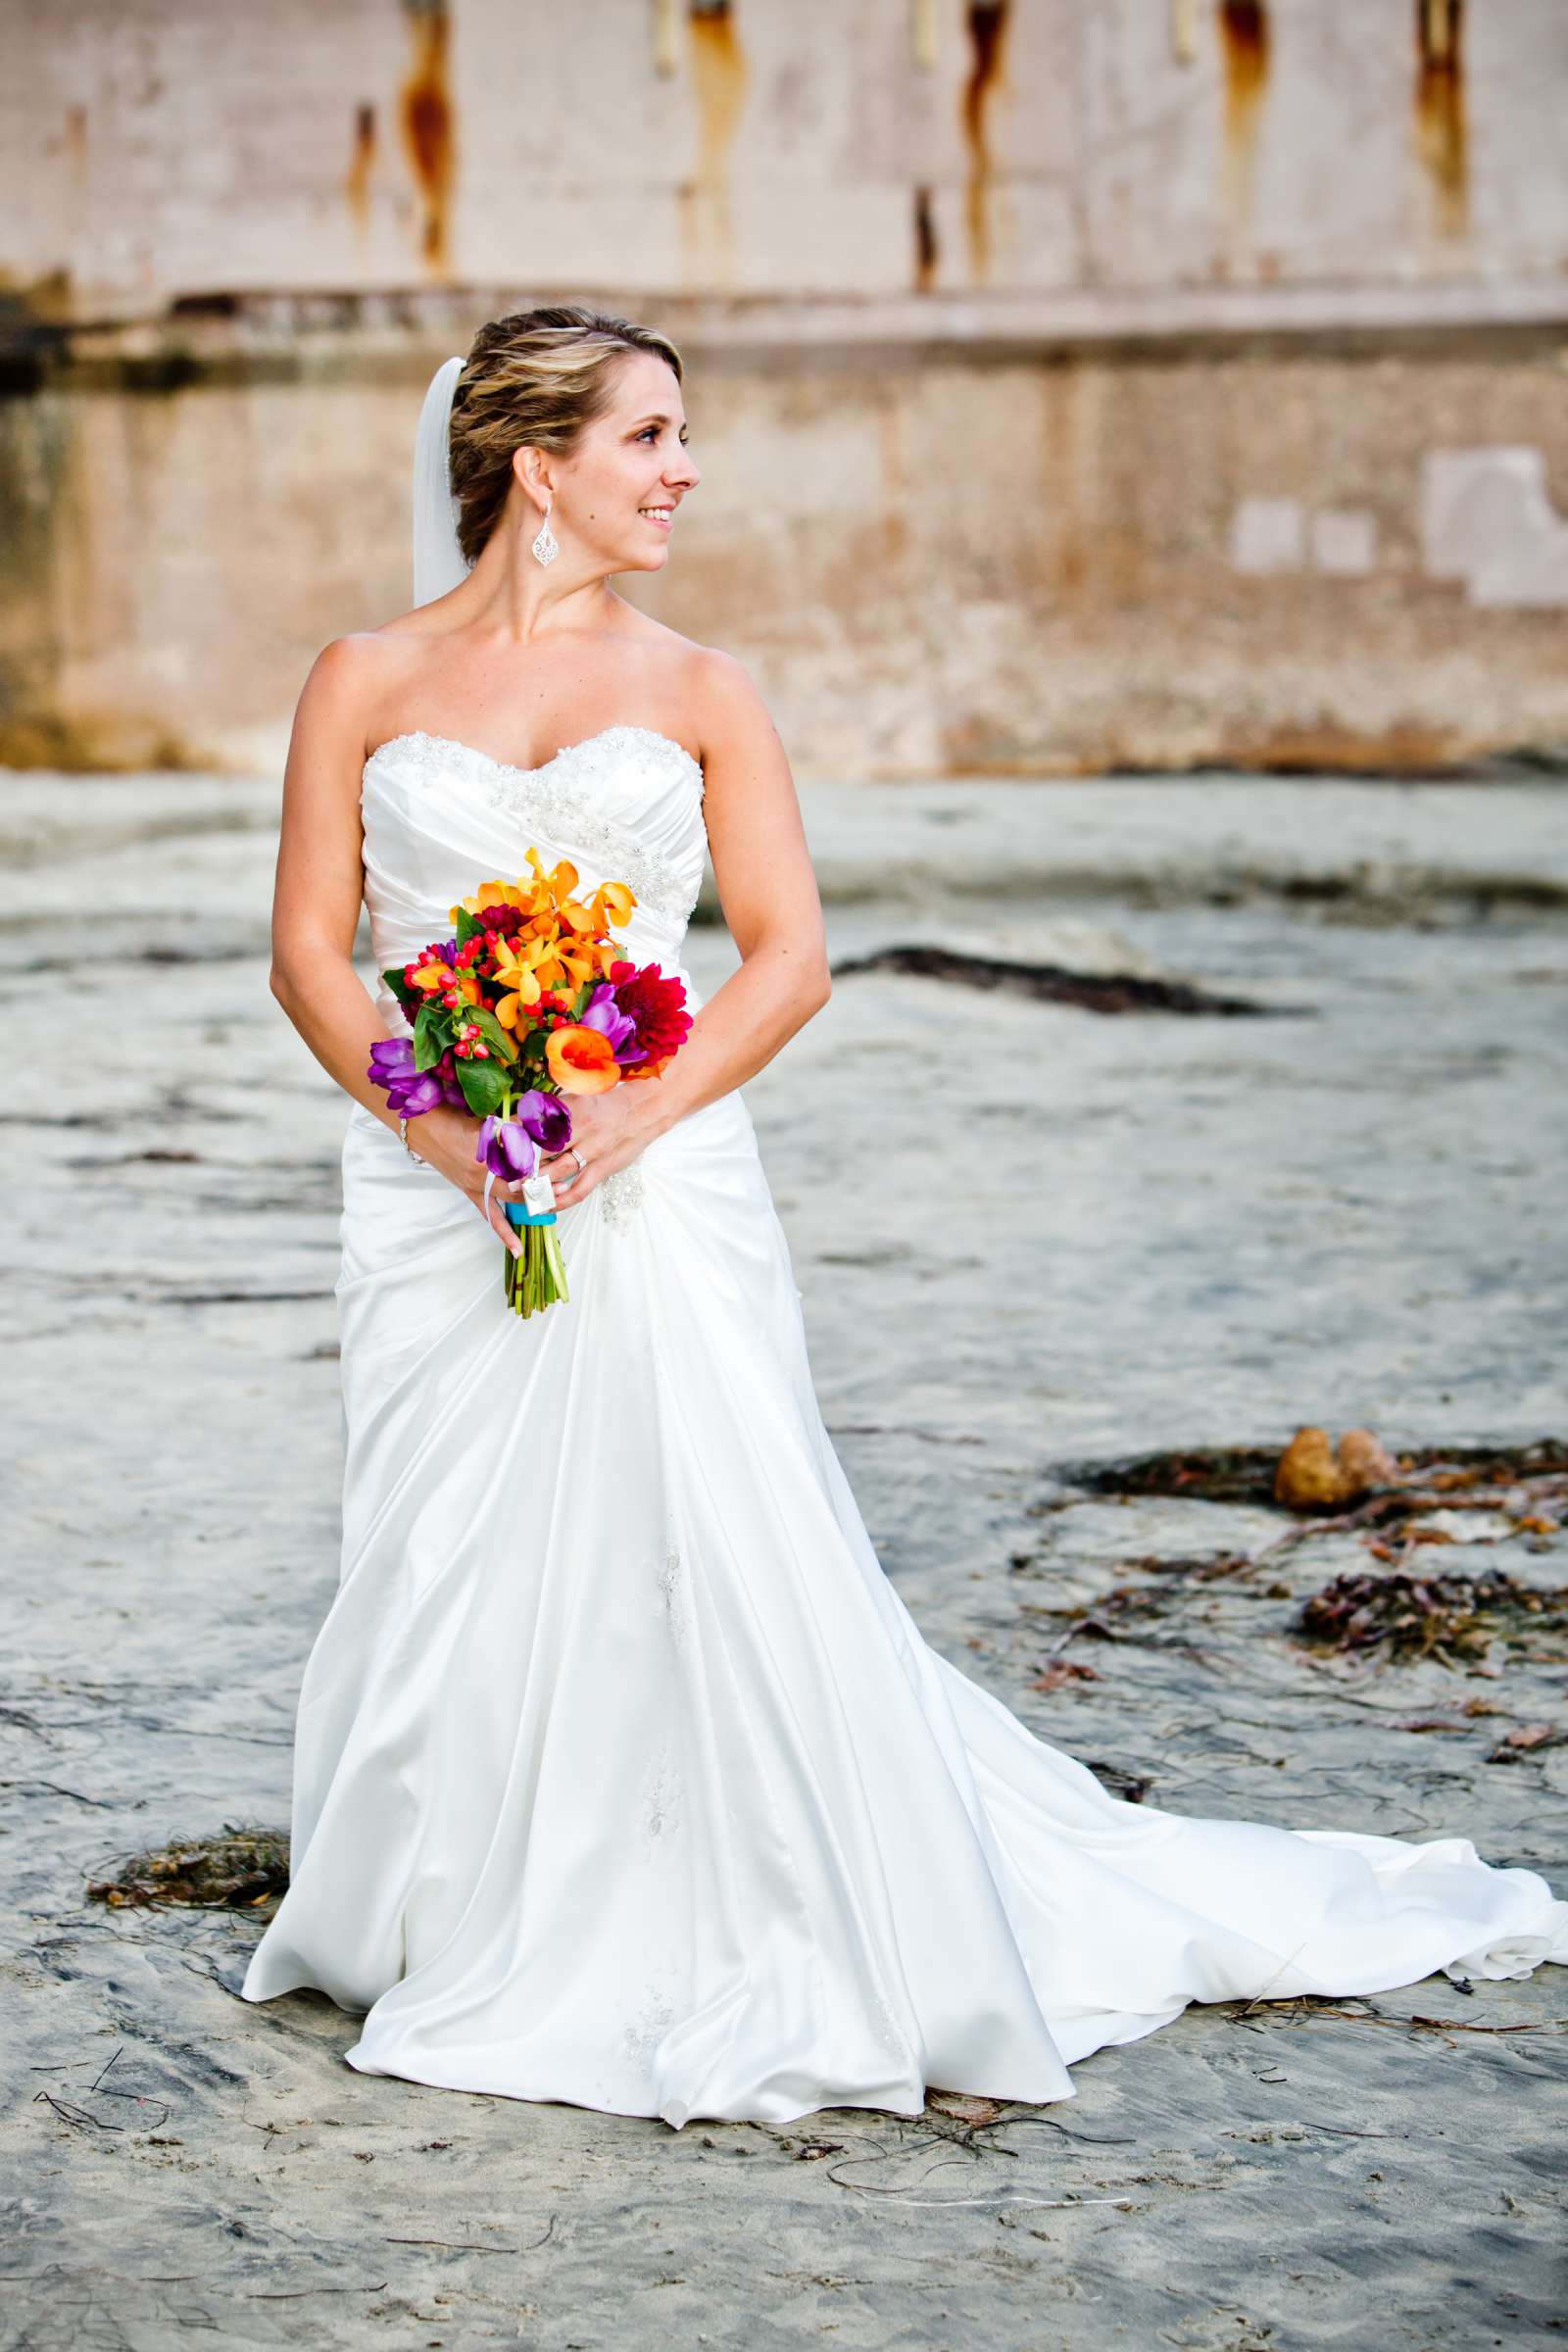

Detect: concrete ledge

[5,768,1566,915]
[11,286,1568,393]
[787,774,1568,911]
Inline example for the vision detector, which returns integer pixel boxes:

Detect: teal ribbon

[505,1200,557,1228]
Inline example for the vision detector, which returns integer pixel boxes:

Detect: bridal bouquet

[368,848,693,1317]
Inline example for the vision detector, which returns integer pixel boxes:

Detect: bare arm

[269,638,521,1251]
[624,648,832,1146]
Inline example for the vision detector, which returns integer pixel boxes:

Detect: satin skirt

[240,1090,1568,2128]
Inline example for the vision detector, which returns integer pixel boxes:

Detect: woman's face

[540,351,701,575]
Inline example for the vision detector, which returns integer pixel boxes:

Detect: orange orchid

[446,849,648,1035]
[490,937,550,1028]
[454,879,529,924]
[453,861,638,945]
[452,858,578,927]
[525,849,581,902]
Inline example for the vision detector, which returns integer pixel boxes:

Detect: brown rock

[1275,1424,1396,1511]
[1275,1427,1344,1510]
[1336,1427,1398,1495]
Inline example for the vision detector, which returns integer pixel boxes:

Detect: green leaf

[454,906,480,947]
[382,966,418,1013]
[465,1002,518,1063]
[413,999,451,1071]
[457,1055,507,1118]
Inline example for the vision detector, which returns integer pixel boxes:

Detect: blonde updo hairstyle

[448,306,684,569]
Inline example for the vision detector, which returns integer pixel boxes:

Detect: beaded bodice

[359,725,710,1029]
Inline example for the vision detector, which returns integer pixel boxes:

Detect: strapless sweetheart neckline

[355,719,710,936]
[362,723,704,794]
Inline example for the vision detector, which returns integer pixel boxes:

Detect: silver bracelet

[398,1113,430,1168]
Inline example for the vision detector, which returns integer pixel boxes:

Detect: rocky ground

[2,766,1566,2350]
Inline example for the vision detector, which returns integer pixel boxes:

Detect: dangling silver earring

[531,503,559,566]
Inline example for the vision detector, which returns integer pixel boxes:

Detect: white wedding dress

[240,723,1568,2128]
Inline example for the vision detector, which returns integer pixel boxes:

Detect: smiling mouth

[639,507,675,527]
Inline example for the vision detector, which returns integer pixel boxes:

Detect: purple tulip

[367,1035,441,1116]
[513,1090,573,1154]
[368,1036,416,1082]
[474,1115,540,1182]
[388,1070,446,1116]
[580,984,637,1056]
[581,982,649,1063]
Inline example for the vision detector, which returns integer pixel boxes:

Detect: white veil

[412,354,469,606]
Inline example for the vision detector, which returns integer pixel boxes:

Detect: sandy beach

[3,767,1565,2349]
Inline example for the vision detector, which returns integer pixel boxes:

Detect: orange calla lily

[546,1025,621,1094]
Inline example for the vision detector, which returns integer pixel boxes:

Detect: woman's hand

[537,1081,663,1210]
[400,1104,526,1256]
[406,1079,663,1245]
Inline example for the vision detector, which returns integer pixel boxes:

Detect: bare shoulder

[296,629,388,714]
[684,643,786,772]
[292,630,417,763]
[607,607,784,774]
[282,634,399,800]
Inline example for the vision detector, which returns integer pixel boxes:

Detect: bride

[241,305,1568,2129]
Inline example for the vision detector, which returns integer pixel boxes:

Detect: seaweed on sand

[86,1821,289,1910]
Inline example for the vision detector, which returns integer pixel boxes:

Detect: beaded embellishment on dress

[599,1163,646,1228]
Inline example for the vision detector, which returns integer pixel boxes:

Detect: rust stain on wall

[400,0,455,271]
[64,102,88,180]
[961,1,1008,283]
[1218,0,1270,230]
[345,102,377,235]
[679,2,748,290]
[1414,0,1468,236]
[690,4,747,177]
[913,185,939,291]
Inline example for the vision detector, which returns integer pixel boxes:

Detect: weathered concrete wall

[6,325,1568,777]
[2,0,1566,773]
